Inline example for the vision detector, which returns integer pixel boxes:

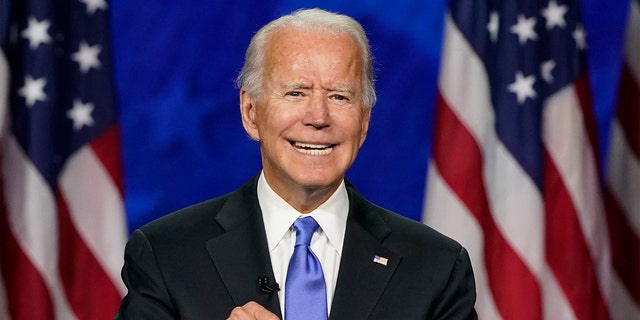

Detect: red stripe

[615,64,640,158]
[604,188,640,304]
[56,190,122,320]
[542,150,610,320]
[0,190,54,319]
[432,93,542,320]
[606,61,640,305]
[90,124,124,193]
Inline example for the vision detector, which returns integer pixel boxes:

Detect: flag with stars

[0,0,127,319]
[423,0,639,319]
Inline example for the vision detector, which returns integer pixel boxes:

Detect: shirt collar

[257,171,349,254]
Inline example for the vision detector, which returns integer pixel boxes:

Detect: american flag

[0,0,127,319]
[423,0,639,319]
[605,0,639,313]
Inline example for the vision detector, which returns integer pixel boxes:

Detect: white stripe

[2,134,77,320]
[610,2,640,313]
[439,18,545,275]
[486,141,576,320]
[436,14,576,319]
[611,0,640,241]
[625,0,640,82]
[0,50,8,138]
[608,120,640,238]
[59,145,128,296]
[0,39,11,320]
[438,16,494,147]
[609,271,640,319]
[424,162,502,320]
[542,86,618,309]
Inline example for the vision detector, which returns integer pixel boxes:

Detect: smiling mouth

[291,141,336,155]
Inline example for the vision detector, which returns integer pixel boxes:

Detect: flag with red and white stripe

[604,0,640,313]
[0,0,127,319]
[423,0,639,319]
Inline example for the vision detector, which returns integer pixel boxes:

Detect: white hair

[236,8,377,108]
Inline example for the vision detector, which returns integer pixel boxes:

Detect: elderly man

[116,8,477,320]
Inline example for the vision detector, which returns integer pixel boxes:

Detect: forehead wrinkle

[264,28,364,98]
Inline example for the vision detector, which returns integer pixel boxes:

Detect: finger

[227,305,249,320]
[227,301,280,320]
[243,301,280,320]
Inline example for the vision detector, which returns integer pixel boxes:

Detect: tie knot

[292,216,319,246]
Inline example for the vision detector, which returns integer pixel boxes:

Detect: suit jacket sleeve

[113,177,279,320]
[114,229,177,319]
[431,246,477,319]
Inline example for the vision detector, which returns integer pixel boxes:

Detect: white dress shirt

[257,172,349,318]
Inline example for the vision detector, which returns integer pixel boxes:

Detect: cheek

[257,108,298,136]
[343,112,369,138]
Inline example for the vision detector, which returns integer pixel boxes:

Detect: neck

[264,176,343,213]
[289,186,339,213]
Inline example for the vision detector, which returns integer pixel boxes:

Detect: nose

[303,93,330,128]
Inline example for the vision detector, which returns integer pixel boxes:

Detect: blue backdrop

[110,0,630,233]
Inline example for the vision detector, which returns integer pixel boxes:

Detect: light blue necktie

[285,216,328,320]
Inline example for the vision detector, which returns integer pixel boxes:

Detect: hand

[226,301,280,320]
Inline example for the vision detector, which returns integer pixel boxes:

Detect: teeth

[293,142,334,155]
[295,142,331,149]
[297,148,333,155]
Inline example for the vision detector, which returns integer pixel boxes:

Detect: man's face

[241,28,370,201]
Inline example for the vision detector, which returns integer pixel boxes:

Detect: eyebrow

[280,82,356,95]
[281,82,310,90]
[327,86,355,94]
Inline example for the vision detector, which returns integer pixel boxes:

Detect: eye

[285,91,304,97]
[330,94,352,104]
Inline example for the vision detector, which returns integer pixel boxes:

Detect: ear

[358,107,371,148]
[240,88,260,141]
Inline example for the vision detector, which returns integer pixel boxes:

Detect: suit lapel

[329,184,401,320]
[203,178,400,319]
[204,178,282,318]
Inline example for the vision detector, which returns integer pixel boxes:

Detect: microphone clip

[257,275,280,294]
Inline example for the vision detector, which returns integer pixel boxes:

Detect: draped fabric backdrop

[0,0,636,319]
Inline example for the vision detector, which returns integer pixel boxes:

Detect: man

[116,8,477,320]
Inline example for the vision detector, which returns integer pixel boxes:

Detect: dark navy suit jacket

[115,176,477,319]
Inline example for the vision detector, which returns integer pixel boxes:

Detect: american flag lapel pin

[373,255,388,266]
